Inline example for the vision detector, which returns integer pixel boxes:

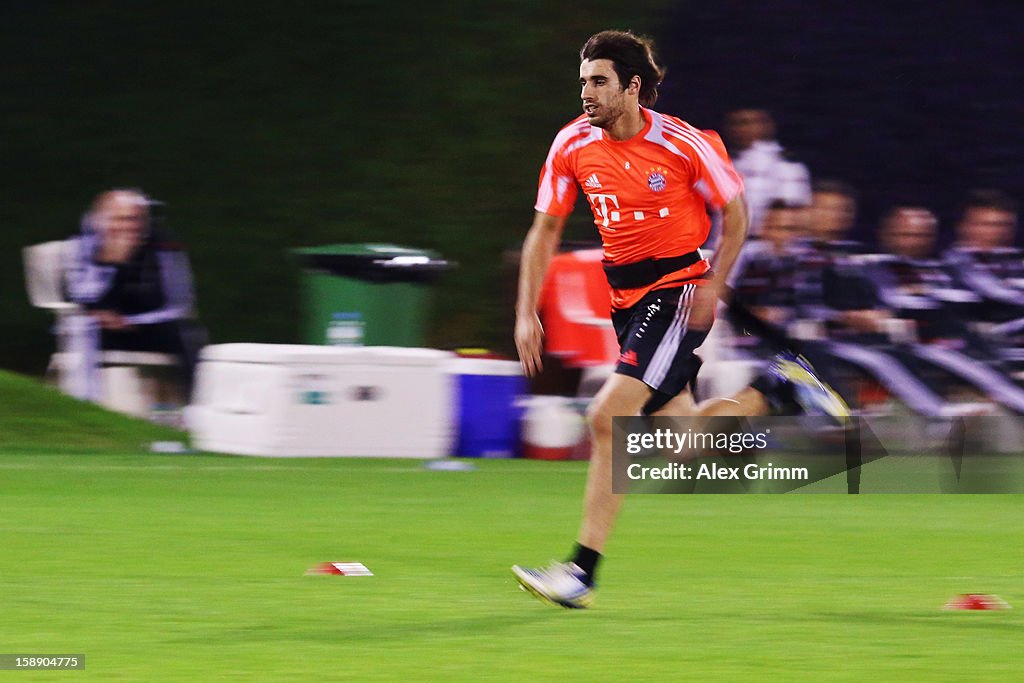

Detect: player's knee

[585,398,616,439]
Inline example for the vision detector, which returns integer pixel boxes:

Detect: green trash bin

[291,243,449,347]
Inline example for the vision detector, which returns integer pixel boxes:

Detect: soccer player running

[512,30,847,609]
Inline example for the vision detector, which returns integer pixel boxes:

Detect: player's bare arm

[515,211,568,376]
[692,195,748,329]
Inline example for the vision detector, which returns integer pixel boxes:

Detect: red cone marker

[306,562,374,576]
[943,594,1011,611]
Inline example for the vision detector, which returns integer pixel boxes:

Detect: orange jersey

[535,107,744,308]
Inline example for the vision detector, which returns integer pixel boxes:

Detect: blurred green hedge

[1,2,669,373]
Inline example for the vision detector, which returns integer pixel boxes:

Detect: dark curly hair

[960,189,1018,217]
[580,30,665,107]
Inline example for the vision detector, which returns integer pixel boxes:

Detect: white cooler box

[188,344,455,457]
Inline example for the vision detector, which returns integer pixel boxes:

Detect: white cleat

[512,561,595,609]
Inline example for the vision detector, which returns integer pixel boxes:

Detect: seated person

[64,188,206,402]
[942,190,1024,375]
[728,199,805,354]
[728,196,954,418]
[942,189,1024,323]
[858,206,1024,414]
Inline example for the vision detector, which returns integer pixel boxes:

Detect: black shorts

[611,283,708,414]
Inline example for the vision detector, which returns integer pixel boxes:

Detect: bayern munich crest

[647,172,667,192]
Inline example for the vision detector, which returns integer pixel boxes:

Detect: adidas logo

[584,174,602,189]
[618,349,639,367]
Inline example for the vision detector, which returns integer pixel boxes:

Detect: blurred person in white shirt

[725,108,811,236]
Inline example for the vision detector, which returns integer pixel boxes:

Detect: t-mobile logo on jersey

[586,193,621,228]
[586,193,670,226]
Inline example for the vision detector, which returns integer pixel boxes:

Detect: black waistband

[602,251,705,289]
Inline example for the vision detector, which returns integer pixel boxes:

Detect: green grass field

[2,373,1022,680]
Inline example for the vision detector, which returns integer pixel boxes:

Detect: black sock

[570,543,602,586]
